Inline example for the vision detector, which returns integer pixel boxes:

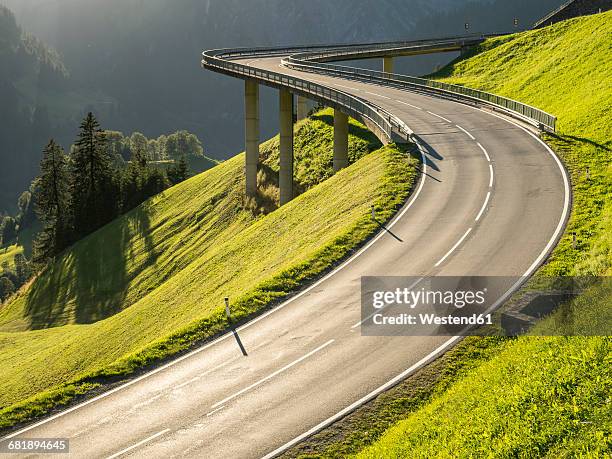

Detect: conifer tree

[121,150,144,212]
[0,276,15,302]
[69,112,118,237]
[33,139,70,261]
[167,154,189,185]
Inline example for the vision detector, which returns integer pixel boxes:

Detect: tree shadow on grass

[24,203,157,328]
[547,133,611,152]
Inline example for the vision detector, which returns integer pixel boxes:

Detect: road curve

[2,53,569,458]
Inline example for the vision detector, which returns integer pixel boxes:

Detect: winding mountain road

[2,52,569,458]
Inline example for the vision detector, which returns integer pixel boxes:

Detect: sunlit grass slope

[0,110,418,427]
[356,335,610,459]
[0,245,22,270]
[350,12,611,458]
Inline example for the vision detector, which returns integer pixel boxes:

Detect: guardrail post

[245,80,259,196]
[297,95,309,121]
[279,89,294,205]
[383,56,394,74]
[333,109,349,172]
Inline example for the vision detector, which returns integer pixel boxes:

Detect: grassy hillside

[0,109,418,427]
[0,245,22,270]
[290,13,611,458]
[0,224,35,275]
[356,335,610,458]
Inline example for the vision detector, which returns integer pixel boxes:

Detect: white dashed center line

[396,100,423,110]
[211,339,334,409]
[206,406,226,417]
[435,228,473,267]
[455,124,476,140]
[105,429,170,459]
[365,91,391,99]
[427,111,452,123]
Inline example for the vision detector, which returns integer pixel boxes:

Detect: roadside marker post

[224,297,231,322]
[371,205,376,220]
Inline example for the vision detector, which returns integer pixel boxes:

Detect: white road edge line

[475,191,491,222]
[396,100,422,110]
[260,337,465,459]
[427,111,451,123]
[455,124,476,140]
[105,429,170,459]
[476,142,491,162]
[211,339,334,409]
[0,140,429,442]
[434,228,472,267]
[489,164,494,188]
[261,69,571,459]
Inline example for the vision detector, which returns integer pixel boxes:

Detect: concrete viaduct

[203,35,489,205]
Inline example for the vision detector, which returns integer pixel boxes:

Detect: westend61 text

[372,312,493,326]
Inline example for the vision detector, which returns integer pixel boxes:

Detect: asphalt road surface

[2,55,569,459]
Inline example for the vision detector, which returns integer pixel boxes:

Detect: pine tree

[167,154,189,185]
[0,216,17,245]
[177,154,189,181]
[121,160,143,212]
[69,112,118,238]
[121,146,168,212]
[33,139,70,261]
[13,253,31,284]
[134,145,148,169]
[0,276,15,302]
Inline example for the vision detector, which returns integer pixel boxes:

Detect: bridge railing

[205,34,486,61]
[202,49,414,144]
[203,33,556,135]
[284,53,557,132]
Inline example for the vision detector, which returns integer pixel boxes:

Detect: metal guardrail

[202,48,414,144]
[206,34,486,61]
[294,35,487,61]
[533,0,576,28]
[284,49,557,132]
[202,34,556,136]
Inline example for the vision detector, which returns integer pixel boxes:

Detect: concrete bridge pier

[333,109,349,172]
[383,56,394,74]
[279,89,294,205]
[297,95,309,121]
[245,80,259,196]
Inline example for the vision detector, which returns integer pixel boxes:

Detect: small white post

[224,297,231,321]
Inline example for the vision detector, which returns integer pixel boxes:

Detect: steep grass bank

[0,110,418,429]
